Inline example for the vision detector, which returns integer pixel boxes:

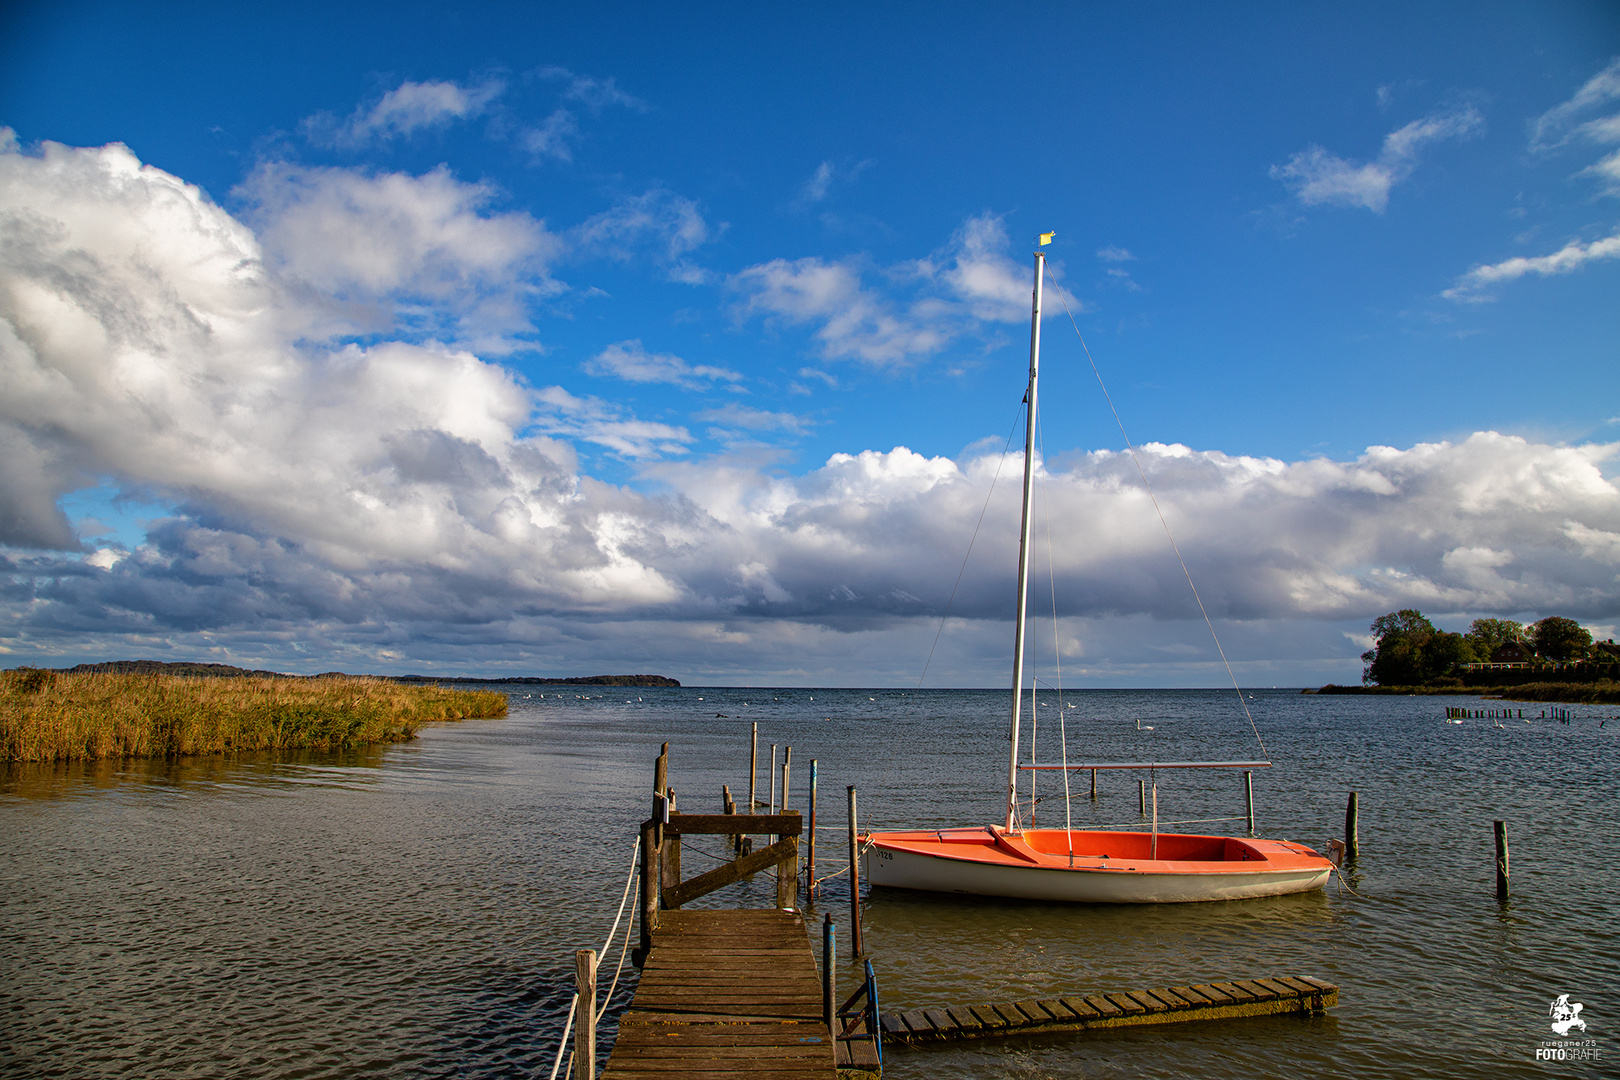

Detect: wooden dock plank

[1188,983,1236,1005]
[1060,996,1102,1020]
[968,1004,1010,1031]
[896,1009,932,1036]
[878,975,1340,1045]
[601,909,835,1080]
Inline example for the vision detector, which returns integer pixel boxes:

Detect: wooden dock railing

[634,743,803,967]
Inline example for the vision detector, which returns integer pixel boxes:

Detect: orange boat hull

[863,827,1333,903]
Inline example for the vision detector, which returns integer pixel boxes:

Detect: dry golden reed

[0,669,508,762]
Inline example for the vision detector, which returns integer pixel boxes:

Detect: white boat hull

[864,830,1333,903]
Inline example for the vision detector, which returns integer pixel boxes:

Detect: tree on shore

[1358,610,1601,684]
[1527,616,1593,661]
[1465,618,1524,658]
[1361,610,1450,685]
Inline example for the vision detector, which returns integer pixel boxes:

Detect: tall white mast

[1004,246,1045,832]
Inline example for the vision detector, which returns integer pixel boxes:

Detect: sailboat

[862,237,1334,903]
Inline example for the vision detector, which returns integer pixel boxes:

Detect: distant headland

[49,660,681,688]
[394,673,682,688]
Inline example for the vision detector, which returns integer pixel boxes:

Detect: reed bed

[0,669,508,762]
[1485,679,1620,705]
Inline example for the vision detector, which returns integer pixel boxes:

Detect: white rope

[809,837,876,889]
[595,836,642,1023]
[597,835,641,959]
[1046,273,1269,761]
[546,997,577,1080]
[546,835,642,1080]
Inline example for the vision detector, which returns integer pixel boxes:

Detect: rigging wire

[1036,414,1075,862]
[1045,267,1270,761]
[916,401,1026,689]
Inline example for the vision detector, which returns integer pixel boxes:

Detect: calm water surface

[3,688,1614,1078]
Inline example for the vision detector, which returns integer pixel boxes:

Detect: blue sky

[2,2,1618,685]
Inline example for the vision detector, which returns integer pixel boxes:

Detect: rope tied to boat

[809,835,876,889]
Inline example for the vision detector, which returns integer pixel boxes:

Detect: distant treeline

[63,660,292,678]
[1314,609,1620,697]
[1355,610,1615,687]
[393,674,682,687]
[45,660,680,688]
[1307,684,1461,696]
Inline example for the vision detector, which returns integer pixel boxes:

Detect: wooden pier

[604,908,837,1079]
[591,741,1333,1078]
[878,975,1338,1045]
[602,743,879,1078]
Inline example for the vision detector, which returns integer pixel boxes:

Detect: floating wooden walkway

[879,975,1338,1045]
[603,908,837,1080]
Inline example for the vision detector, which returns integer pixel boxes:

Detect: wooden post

[1138,778,1146,816]
[777,812,800,909]
[782,746,794,900]
[664,785,681,906]
[1345,791,1360,863]
[636,820,656,965]
[1244,770,1255,836]
[637,744,669,966]
[821,912,835,1033]
[748,722,759,853]
[1494,820,1510,901]
[848,785,864,957]
[749,723,758,811]
[653,742,670,859]
[808,758,818,898]
[767,743,779,846]
[722,784,736,851]
[1090,767,1097,800]
[575,949,597,1080]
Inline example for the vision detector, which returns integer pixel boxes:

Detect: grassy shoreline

[1307,680,1620,704]
[1481,680,1620,705]
[1,669,507,762]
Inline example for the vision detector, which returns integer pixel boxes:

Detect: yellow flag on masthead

[1038,231,1055,246]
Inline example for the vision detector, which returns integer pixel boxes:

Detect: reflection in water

[2,688,1615,1079]
[4,744,396,800]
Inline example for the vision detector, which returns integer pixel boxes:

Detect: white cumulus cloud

[236,160,563,350]
[1531,57,1620,197]
[729,213,1074,366]
[304,78,505,147]
[572,189,716,282]
[1443,231,1620,301]
[583,340,742,388]
[693,404,811,435]
[1272,106,1484,212]
[5,135,1618,682]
